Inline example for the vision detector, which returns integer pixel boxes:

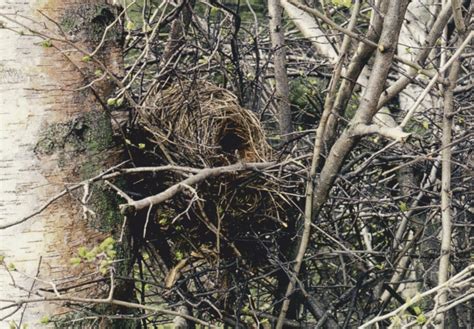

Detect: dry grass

[140,80,271,166]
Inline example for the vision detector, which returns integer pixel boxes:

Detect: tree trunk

[268,0,292,139]
[0,0,122,326]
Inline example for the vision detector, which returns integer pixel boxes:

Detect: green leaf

[39,315,50,324]
[81,55,92,62]
[99,237,115,251]
[99,260,112,275]
[40,40,53,48]
[210,6,219,15]
[85,251,96,261]
[422,121,429,130]
[175,251,184,261]
[142,23,152,33]
[70,257,82,266]
[7,263,16,271]
[416,313,427,325]
[138,143,146,149]
[342,0,352,7]
[159,218,168,225]
[413,306,422,315]
[126,20,136,31]
[94,69,103,77]
[107,98,117,106]
[106,249,117,259]
[78,246,87,258]
[399,201,409,212]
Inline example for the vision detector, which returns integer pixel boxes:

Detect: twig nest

[140,80,271,165]
[126,80,291,267]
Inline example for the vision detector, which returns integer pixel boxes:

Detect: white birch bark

[0,0,121,326]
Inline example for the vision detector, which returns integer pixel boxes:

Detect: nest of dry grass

[125,80,296,275]
[121,79,301,315]
[139,80,271,166]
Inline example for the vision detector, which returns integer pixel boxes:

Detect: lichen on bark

[60,3,122,42]
[34,109,114,159]
[34,108,125,231]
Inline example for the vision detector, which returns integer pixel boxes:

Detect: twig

[400,31,473,128]
[2,295,216,328]
[119,162,274,212]
[358,264,474,328]
[0,161,129,230]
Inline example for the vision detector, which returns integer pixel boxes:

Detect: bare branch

[120,162,274,212]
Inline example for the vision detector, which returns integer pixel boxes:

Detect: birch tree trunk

[0,0,122,326]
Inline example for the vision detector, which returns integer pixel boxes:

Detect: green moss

[289,77,320,110]
[89,183,122,232]
[34,111,114,172]
[60,16,75,32]
[35,110,123,232]
[83,110,114,152]
[344,93,360,120]
[60,4,122,43]
[35,110,114,160]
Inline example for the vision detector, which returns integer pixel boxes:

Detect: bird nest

[124,80,297,287]
[139,80,271,166]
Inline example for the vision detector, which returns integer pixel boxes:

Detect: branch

[352,124,411,142]
[313,0,410,213]
[358,264,474,328]
[324,0,388,147]
[119,162,274,212]
[0,161,129,230]
[1,295,216,328]
[436,48,462,327]
[275,1,361,326]
[451,0,467,34]
[376,4,453,109]
[287,0,435,79]
[269,0,292,138]
[400,31,474,128]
